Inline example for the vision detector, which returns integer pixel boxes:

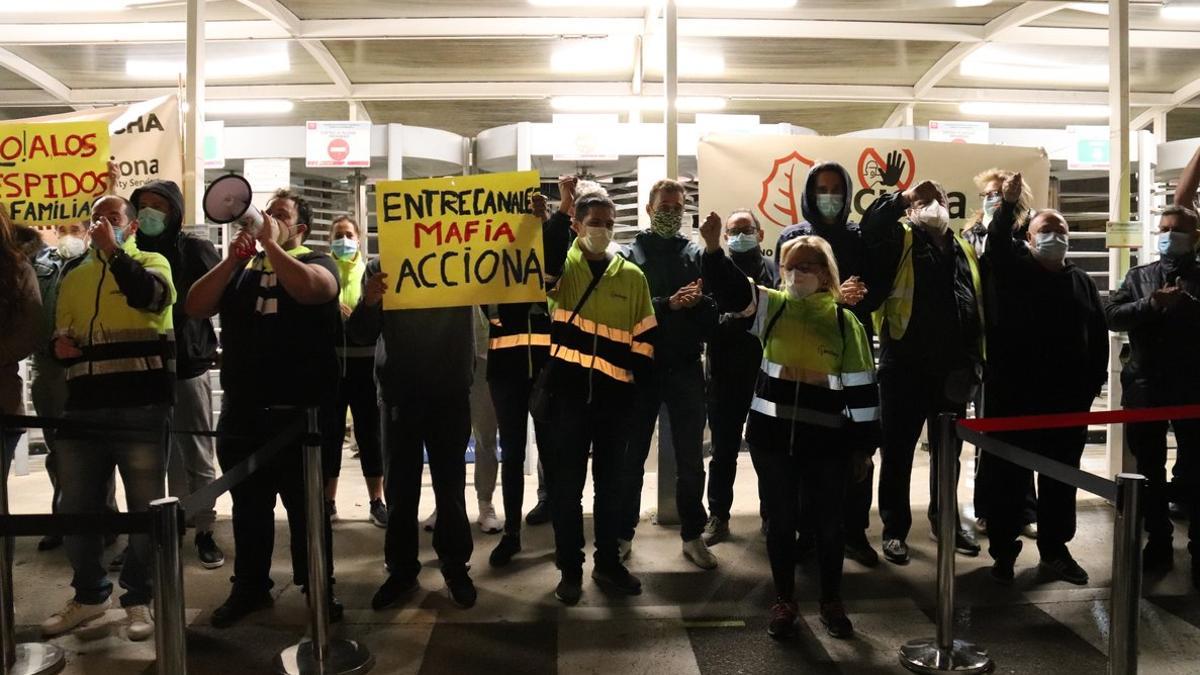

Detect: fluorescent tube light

[959,45,1107,85]
[127,47,291,81]
[551,96,727,112]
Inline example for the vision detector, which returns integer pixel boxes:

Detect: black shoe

[819,600,854,639]
[489,534,522,568]
[446,574,477,609]
[37,535,62,552]
[369,499,389,528]
[844,532,879,568]
[555,571,583,605]
[794,533,816,563]
[195,532,225,570]
[372,575,418,610]
[767,599,798,639]
[592,564,642,595]
[1143,539,1174,575]
[882,538,909,565]
[991,540,1022,586]
[108,547,127,571]
[211,588,273,629]
[1039,553,1089,586]
[930,527,981,557]
[525,500,550,526]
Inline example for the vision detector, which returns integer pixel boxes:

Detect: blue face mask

[816,194,844,221]
[330,237,358,260]
[1158,231,1196,258]
[727,232,758,253]
[137,207,168,237]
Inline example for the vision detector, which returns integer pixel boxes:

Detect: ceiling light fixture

[959,45,1107,85]
[126,47,291,80]
[1,0,159,12]
[551,95,726,112]
[958,102,1108,119]
[1162,1,1200,20]
[550,37,724,77]
[205,99,295,116]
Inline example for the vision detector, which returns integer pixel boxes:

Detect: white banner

[698,134,1050,256]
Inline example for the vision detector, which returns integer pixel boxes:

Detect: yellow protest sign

[375,170,547,310]
[1,120,112,228]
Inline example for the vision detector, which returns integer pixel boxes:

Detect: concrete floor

[4,441,1197,674]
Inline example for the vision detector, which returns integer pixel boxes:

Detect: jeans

[620,360,709,542]
[320,357,384,481]
[1128,418,1200,556]
[877,365,966,542]
[489,376,553,536]
[470,365,499,504]
[167,374,218,532]
[57,405,168,607]
[217,404,333,594]
[382,390,473,581]
[705,356,762,523]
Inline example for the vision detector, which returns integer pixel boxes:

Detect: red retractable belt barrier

[959,403,1200,433]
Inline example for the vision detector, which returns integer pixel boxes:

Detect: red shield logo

[757,151,814,228]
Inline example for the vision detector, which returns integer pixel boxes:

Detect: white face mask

[913,201,950,233]
[580,226,613,254]
[783,270,821,300]
[56,234,87,260]
[1031,232,1069,265]
[981,195,1002,227]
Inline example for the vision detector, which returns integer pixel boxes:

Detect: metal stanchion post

[275,408,373,675]
[1109,473,1145,675]
[900,414,993,674]
[151,498,186,675]
[0,418,65,675]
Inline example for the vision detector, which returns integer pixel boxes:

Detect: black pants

[547,393,626,574]
[490,376,552,537]
[705,359,763,523]
[217,405,333,594]
[877,365,966,542]
[320,356,384,480]
[1127,418,1200,556]
[752,441,848,603]
[977,427,1087,562]
[381,391,473,581]
[620,361,709,542]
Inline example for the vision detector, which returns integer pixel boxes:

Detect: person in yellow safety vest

[42,195,176,643]
[320,215,388,529]
[860,179,986,566]
[700,212,880,642]
[540,190,657,606]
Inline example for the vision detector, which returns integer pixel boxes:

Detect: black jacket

[983,202,1107,415]
[131,180,220,380]
[1106,254,1200,406]
[707,248,777,379]
[623,230,718,369]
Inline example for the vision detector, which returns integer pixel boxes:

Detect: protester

[0,213,42,472]
[976,173,1107,586]
[861,179,986,564]
[43,195,175,641]
[321,215,388,528]
[186,189,341,628]
[618,178,719,570]
[469,319,502,534]
[961,168,1033,257]
[542,186,656,605]
[1106,204,1200,589]
[702,213,879,640]
[773,162,877,566]
[349,253,478,611]
[703,208,777,545]
[130,179,225,569]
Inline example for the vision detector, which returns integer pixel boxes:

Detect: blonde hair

[971,168,1032,229]
[779,235,842,303]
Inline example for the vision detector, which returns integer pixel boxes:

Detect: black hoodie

[131,179,220,379]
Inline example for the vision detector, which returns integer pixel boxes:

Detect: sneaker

[930,527,982,557]
[682,537,719,570]
[525,500,550,526]
[327,500,339,523]
[844,532,879,568]
[372,575,419,610]
[882,538,910,565]
[592,564,642,595]
[555,571,583,605]
[767,599,798,639]
[618,538,632,562]
[41,597,110,637]
[477,501,502,534]
[1022,522,1039,540]
[702,515,730,546]
[1143,539,1174,575]
[109,547,127,571]
[819,600,854,639]
[991,540,1022,586]
[489,534,522,568]
[125,604,154,642]
[210,588,273,629]
[195,532,225,570]
[369,499,389,528]
[37,535,62,551]
[1039,553,1089,586]
[421,510,438,532]
[446,574,477,609]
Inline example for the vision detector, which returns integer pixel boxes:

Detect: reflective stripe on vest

[761,358,843,390]
[551,346,633,384]
[67,355,165,380]
[750,396,846,429]
[489,333,552,350]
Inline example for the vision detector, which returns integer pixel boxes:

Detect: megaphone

[203,174,263,234]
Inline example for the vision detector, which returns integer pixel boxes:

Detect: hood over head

[130,179,185,245]
[799,161,854,230]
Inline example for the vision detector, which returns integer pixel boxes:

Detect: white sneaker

[421,510,437,532]
[41,597,110,637]
[618,539,632,562]
[125,604,154,642]
[477,501,502,534]
[683,537,719,570]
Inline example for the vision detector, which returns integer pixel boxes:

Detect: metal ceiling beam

[0,46,74,106]
[1130,73,1200,130]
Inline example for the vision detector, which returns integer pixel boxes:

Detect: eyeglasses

[979,191,1002,199]
[785,262,823,274]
